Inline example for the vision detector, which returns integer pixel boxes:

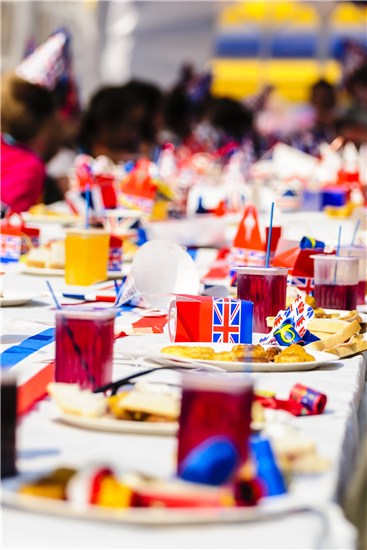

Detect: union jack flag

[230,247,266,267]
[212,299,241,344]
[1,235,21,261]
[288,275,314,294]
[121,194,154,214]
[21,236,40,256]
[108,247,123,272]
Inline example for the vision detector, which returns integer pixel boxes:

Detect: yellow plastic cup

[65,229,109,286]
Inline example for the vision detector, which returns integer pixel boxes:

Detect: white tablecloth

[1,261,366,550]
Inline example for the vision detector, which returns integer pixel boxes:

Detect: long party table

[1,257,366,550]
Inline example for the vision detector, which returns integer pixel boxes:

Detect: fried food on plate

[274,345,315,363]
[161,345,215,360]
[162,343,316,364]
[20,468,77,500]
[265,347,281,361]
[213,351,234,362]
[232,344,266,359]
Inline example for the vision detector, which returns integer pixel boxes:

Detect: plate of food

[20,241,65,276]
[0,290,46,307]
[19,240,131,280]
[19,265,130,280]
[19,265,65,277]
[47,379,268,435]
[137,343,339,372]
[267,314,367,360]
[1,467,306,526]
[21,205,82,225]
[48,381,180,436]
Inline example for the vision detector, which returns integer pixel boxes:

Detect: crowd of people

[1,28,367,214]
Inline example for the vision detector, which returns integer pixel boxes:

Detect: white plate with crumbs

[136,343,340,372]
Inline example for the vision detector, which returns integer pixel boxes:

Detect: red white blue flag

[172,295,253,344]
[288,275,314,294]
[1,235,21,262]
[212,299,242,343]
[108,247,123,272]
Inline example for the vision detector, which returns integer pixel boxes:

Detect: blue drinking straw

[333,226,342,285]
[85,183,90,230]
[154,145,160,164]
[114,280,121,294]
[336,225,342,256]
[351,219,360,247]
[46,280,61,310]
[265,202,275,269]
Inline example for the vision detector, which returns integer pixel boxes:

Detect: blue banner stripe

[0,328,55,369]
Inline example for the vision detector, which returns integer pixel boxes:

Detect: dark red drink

[1,376,17,478]
[357,281,366,306]
[314,283,358,310]
[177,375,253,477]
[55,308,115,390]
[237,267,288,333]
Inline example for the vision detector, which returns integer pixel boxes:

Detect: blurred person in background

[163,65,269,163]
[337,62,367,145]
[123,80,164,157]
[285,79,338,156]
[1,28,82,209]
[1,71,61,213]
[78,86,145,163]
[45,72,81,204]
[163,65,214,147]
[211,98,253,143]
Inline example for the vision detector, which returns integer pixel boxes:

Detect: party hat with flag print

[16,27,80,120]
[16,28,71,92]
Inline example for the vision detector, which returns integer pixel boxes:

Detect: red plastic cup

[55,308,116,390]
[236,267,288,333]
[177,374,253,477]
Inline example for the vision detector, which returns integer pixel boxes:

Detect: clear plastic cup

[65,229,110,286]
[312,255,359,310]
[177,374,253,483]
[339,247,367,305]
[236,267,288,333]
[55,308,116,390]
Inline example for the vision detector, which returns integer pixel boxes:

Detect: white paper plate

[0,290,46,307]
[58,411,262,436]
[19,265,65,277]
[19,264,131,281]
[1,476,309,526]
[58,412,178,436]
[107,263,132,280]
[21,213,83,225]
[102,209,144,219]
[134,343,339,372]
